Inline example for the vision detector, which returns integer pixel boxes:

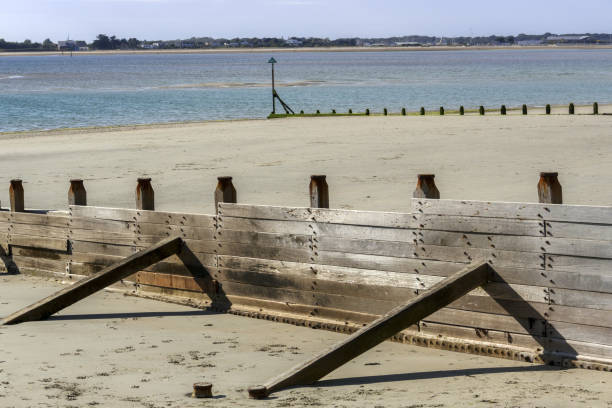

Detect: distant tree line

[2,33,612,52]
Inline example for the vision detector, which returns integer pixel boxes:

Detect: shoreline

[2,44,612,57]
[1,102,609,138]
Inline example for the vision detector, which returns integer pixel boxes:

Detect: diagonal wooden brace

[1,236,183,325]
[248,260,491,399]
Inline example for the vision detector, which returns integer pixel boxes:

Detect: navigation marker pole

[268,57,295,115]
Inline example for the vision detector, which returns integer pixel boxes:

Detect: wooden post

[136,178,154,211]
[413,174,440,199]
[214,176,237,213]
[309,175,329,208]
[68,179,87,206]
[9,179,24,212]
[192,383,213,398]
[1,236,183,325]
[248,261,491,399]
[537,172,562,204]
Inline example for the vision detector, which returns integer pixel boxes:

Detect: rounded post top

[70,178,83,183]
[10,179,22,184]
[540,172,559,178]
[217,176,233,181]
[310,174,327,180]
[417,174,435,179]
[137,177,152,183]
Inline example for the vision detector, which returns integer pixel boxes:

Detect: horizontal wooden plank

[413,198,612,224]
[136,223,215,241]
[70,251,217,270]
[70,206,215,227]
[413,245,544,269]
[419,321,545,351]
[11,255,67,273]
[10,235,68,252]
[546,304,612,328]
[424,308,546,336]
[549,288,612,310]
[414,214,544,236]
[9,212,69,227]
[9,224,68,239]
[220,217,313,235]
[219,203,414,228]
[315,223,415,242]
[416,230,543,253]
[214,242,312,263]
[548,321,612,346]
[218,229,311,250]
[315,251,462,274]
[69,229,136,246]
[69,217,134,233]
[547,221,612,241]
[11,246,69,261]
[218,255,420,289]
[70,240,137,257]
[547,338,612,359]
[545,237,612,259]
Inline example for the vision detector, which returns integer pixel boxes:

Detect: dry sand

[1,274,611,408]
[1,113,612,214]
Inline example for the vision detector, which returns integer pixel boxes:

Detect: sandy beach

[1,113,612,214]
[1,274,610,407]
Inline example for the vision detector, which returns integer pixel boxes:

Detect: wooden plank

[219,203,414,228]
[413,198,612,224]
[549,288,612,310]
[9,224,68,239]
[70,251,217,270]
[70,205,216,227]
[545,237,612,259]
[547,321,612,346]
[247,261,490,399]
[69,217,134,233]
[416,230,543,253]
[424,308,546,336]
[12,255,67,273]
[70,240,137,257]
[218,229,311,249]
[546,254,612,274]
[414,214,544,236]
[546,304,612,328]
[547,338,612,359]
[220,217,313,235]
[70,206,138,222]
[413,245,544,269]
[69,229,136,246]
[9,212,69,227]
[316,251,464,274]
[11,246,69,262]
[316,223,415,242]
[1,236,183,325]
[136,223,215,241]
[547,221,612,241]
[10,235,68,252]
[214,242,313,263]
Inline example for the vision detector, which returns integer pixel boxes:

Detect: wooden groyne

[1,174,611,371]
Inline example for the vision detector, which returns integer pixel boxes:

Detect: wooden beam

[1,236,182,325]
[413,174,439,199]
[215,176,237,213]
[309,175,329,208]
[68,179,87,206]
[136,178,155,211]
[247,260,491,399]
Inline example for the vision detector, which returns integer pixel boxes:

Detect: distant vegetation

[2,32,612,52]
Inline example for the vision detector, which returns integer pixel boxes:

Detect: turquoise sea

[1,49,612,132]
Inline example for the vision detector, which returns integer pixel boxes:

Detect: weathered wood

[414,214,543,236]
[218,229,311,249]
[547,321,612,346]
[69,217,134,233]
[9,235,68,252]
[413,174,440,199]
[548,287,612,310]
[9,179,24,212]
[70,206,215,227]
[309,175,329,208]
[220,217,313,235]
[1,236,183,325]
[214,176,237,212]
[413,230,544,253]
[424,308,546,336]
[68,179,87,206]
[70,240,137,257]
[247,261,490,398]
[136,178,154,211]
[547,221,612,240]
[9,224,68,239]
[538,172,562,204]
[413,198,612,224]
[11,212,69,227]
[12,255,68,273]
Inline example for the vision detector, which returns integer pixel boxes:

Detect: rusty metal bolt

[413,174,440,199]
[192,382,213,398]
[68,179,87,206]
[537,172,562,204]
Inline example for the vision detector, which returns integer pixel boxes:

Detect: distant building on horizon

[546,35,592,44]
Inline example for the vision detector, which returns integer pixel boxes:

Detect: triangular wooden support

[248,260,491,399]
[1,236,183,325]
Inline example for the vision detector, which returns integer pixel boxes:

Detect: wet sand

[1,274,610,407]
[1,113,612,214]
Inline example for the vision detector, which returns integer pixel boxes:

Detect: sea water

[1,49,612,132]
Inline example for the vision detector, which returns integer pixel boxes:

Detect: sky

[2,0,612,42]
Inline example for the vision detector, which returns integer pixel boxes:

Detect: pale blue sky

[2,0,611,42]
